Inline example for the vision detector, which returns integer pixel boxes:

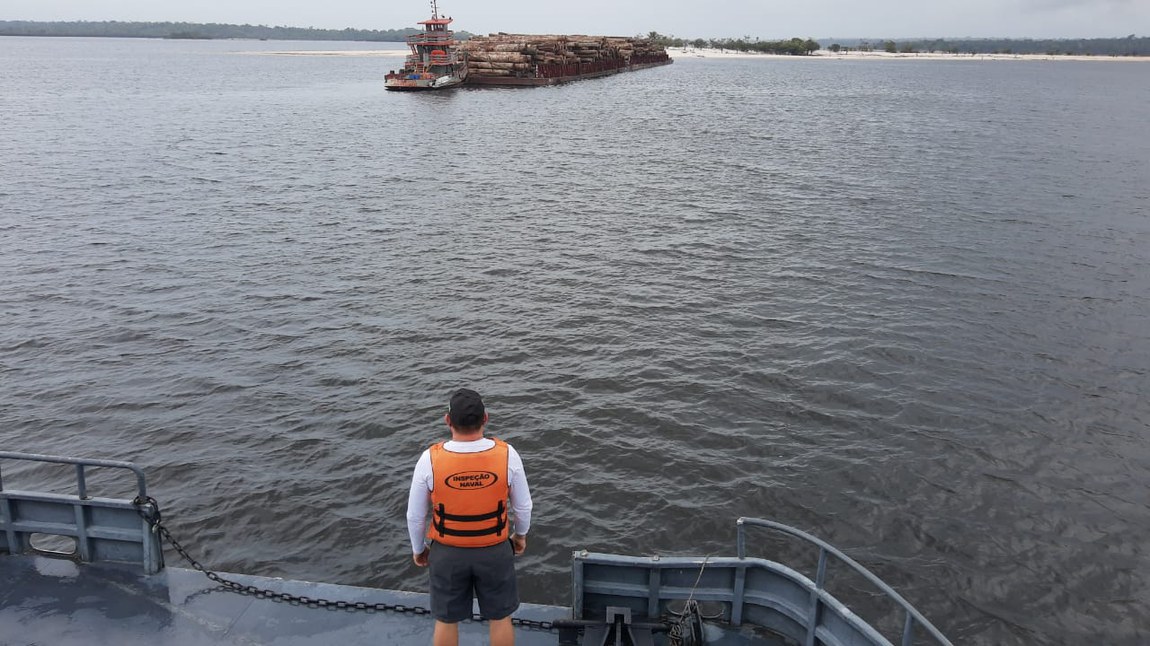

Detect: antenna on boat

[430,0,440,20]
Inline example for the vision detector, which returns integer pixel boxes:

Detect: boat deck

[0,555,568,646]
[0,453,948,646]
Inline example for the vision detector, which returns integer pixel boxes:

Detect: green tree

[883,40,897,53]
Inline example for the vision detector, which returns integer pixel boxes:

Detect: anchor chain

[132,496,554,632]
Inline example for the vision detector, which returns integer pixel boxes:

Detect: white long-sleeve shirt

[406,437,532,554]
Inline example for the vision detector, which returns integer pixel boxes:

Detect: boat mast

[430,0,439,20]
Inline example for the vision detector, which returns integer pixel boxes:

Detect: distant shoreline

[684,48,1150,62]
[3,22,1147,58]
[251,47,1150,63]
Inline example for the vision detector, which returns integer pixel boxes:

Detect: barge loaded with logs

[385,1,672,91]
[460,33,672,86]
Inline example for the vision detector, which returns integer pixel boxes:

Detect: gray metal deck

[0,452,950,646]
[0,554,568,646]
[0,451,570,645]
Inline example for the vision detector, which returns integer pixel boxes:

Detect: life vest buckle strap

[433,501,507,538]
[435,524,504,537]
[434,500,504,523]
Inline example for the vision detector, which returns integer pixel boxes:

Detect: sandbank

[679,47,1150,62]
[247,49,407,57]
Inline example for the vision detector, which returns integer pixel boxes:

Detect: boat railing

[408,33,456,46]
[736,517,952,646]
[572,517,951,646]
[0,451,163,574]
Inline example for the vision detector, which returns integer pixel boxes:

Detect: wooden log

[466,53,530,63]
[465,34,669,66]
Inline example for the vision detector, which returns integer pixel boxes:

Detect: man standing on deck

[407,388,533,646]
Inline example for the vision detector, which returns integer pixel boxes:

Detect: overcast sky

[4,0,1148,39]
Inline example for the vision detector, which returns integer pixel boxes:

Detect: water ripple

[1,38,1149,645]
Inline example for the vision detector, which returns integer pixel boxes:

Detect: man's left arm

[406,451,433,565]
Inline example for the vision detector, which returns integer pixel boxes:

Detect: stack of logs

[459,34,667,77]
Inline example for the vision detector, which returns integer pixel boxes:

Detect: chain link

[132,496,553,631]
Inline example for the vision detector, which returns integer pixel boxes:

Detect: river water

[1,37,1148,644]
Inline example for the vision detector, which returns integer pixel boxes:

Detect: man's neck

[450,430,485,443]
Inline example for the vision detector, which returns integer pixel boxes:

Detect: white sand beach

[680,47,1150,62]
[251,49,408,57]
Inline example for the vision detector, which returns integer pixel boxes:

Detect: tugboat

[384,0,468,91]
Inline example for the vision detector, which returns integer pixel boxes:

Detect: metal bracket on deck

[554,606,662,646]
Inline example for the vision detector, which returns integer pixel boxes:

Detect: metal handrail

[407,33,456,44]
[0,451,148,500]
[736,517,952,646]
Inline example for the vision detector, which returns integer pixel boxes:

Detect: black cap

[448,388,485,429]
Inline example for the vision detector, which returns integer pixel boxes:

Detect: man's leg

[429,544,470,646]
[433,620,459,646]
[489,616,515,646]
[474,542,520,646]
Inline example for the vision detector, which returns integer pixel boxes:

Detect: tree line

[826,35,1148,56]
[646,31,1148,57]
[0,20,475,42]
[646,32,820,55]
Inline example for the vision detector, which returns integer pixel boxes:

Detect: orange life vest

[428,437,510,547]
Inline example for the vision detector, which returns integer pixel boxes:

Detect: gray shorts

[428,540,520,623]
